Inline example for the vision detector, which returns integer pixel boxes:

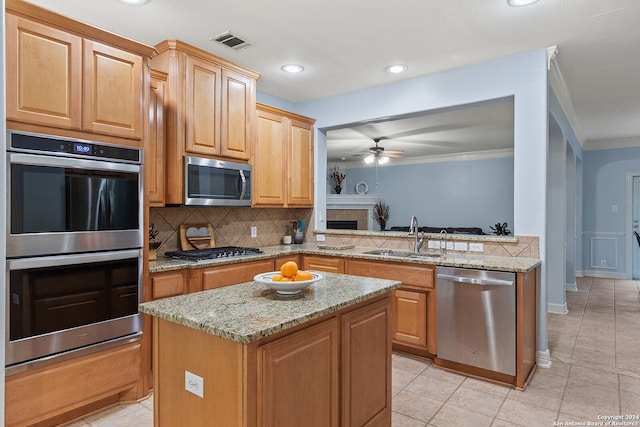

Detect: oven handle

[9,152,141,174]
[7,249,142,271]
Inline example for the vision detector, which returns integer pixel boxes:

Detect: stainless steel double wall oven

[6,131,144,371]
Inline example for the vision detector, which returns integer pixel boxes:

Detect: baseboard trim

[567,282,578,292]
[548,302,568,314]
[581,270,626,279]
[536,349,552,368]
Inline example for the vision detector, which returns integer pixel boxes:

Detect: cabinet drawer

[151,271,187,300]
[202,259,274,290]
[346,259,434,289]
[302,256,344,273]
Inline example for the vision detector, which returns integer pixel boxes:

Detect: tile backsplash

[150,207,313,253]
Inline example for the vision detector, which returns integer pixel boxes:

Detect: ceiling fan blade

[383,152,403,159]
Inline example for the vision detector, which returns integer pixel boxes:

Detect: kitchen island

[140,272,401,427]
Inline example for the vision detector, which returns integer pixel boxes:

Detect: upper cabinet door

[287,117,314,206]
[220,69,254,160]
[6,13,82,130]
[83,40,144,139]
[184,55,221,156]
[254,107,287,206]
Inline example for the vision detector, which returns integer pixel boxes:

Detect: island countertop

[139,272,401,344]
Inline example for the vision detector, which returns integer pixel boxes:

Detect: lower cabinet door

[392,289,428,350]
[341,298,392,427]
[258,318,339,427]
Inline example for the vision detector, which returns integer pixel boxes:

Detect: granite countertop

[139,272,401,344]
[150,243,541,274]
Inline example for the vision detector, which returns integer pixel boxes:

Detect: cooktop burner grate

[164,246,263,261]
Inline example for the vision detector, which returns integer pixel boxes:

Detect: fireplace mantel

[326,194,381,209]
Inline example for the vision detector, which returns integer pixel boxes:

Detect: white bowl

[254,271,323,295]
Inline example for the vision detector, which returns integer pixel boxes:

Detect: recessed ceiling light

[386,64,408,74]
[119,0,149,4]
[507,0,540,6]
[281,64,304,73]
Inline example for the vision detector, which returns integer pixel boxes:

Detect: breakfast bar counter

[139,272,401,427]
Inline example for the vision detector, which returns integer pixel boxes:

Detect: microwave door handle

[239,170,247,200]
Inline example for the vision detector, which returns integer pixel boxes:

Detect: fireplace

[327,220,358,230]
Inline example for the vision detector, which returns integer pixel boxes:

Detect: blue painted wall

[329,156,514,233]
[258,48,550,356]
[583,146,640,277]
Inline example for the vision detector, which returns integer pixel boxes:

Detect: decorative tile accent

[150,207,313,252]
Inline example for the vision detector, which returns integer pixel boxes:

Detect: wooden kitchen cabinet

[258,318,340,427]
[341,298,392,426]
[151,40,259,204]
[151,284,392,427]
[150,269,188,300]
[147,69,167,206]
[302,255,345,273]
[253,104,315,207]
[191,259,274,293]
[6,342,141,427]
[346,259,436,356]
[6,4,151,144]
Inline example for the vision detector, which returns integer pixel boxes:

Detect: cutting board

[179,224,215,250]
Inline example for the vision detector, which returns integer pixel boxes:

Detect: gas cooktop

[164,246,263,261]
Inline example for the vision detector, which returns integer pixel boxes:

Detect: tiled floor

[66,276,640,427]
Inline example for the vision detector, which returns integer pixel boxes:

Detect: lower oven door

[6,249,142,368]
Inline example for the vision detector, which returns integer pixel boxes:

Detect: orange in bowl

[280,261,298,278]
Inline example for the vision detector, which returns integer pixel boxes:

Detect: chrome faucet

[440,229,448,256]
[409,216,424,253]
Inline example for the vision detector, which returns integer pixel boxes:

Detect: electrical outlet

[469,243,484,252]
[185,371,204,398]
[250,226,257,238]
[316,234,326,242]
[601,259,606,267]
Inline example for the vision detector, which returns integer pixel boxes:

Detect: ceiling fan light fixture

[281,64,304,73]
[364,154,375,164]
[507,0,540,6]
[385,64,408,74]
[378,156,389,165]
[119,0,149,5]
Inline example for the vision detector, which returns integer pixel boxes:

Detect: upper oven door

[7,152,143,257]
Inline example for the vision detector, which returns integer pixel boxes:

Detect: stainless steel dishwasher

[436,266,516,376]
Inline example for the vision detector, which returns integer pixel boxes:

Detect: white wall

[287,48,550,361]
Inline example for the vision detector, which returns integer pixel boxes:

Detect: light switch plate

[250,226,257,238]
[454,242,468,251]
[427,240,440,249]
[316,234,326,241]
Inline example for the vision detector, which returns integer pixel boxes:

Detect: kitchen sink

[362,250,441,259]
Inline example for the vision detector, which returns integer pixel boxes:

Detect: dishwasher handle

[436,273,514,287]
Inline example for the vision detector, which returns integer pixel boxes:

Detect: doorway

[631,175,640,279]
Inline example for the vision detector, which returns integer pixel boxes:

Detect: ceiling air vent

[211,31,251,50]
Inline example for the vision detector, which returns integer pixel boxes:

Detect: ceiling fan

[365,138,404,164]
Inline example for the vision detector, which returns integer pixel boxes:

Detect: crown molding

[583,136,640,151]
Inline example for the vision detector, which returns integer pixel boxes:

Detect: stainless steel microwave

[184,156,252,206]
